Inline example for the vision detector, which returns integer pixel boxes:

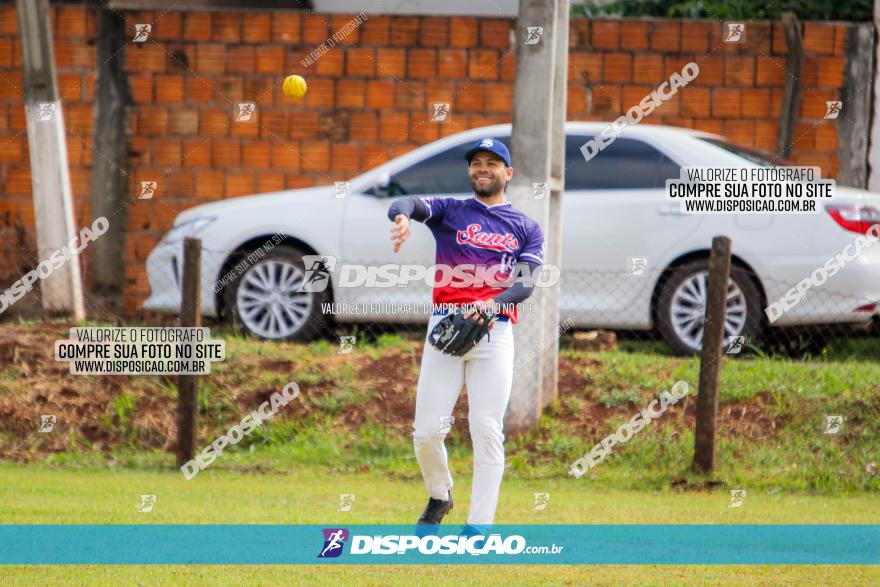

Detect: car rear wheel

[222,245,332,341]
[655,260,763,356]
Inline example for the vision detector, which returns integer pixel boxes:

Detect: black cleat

[417,491,453,525]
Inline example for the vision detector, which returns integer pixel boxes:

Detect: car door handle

[657,205,684,216]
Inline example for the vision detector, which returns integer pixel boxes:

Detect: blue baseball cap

[465,138,511,167]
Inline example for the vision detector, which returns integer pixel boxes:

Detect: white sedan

[143,122,880,355]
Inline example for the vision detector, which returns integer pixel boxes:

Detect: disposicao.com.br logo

[317,528,562,558]
[298,255,559,291]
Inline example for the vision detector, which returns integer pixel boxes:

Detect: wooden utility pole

[836,24,873,189]
[776,12,804,160]
[16,0,84,319]
[176,237,201,467]
[506,0,567,433]
[692,237,732,474]
[89,5,132,310]
[866,0,880,191]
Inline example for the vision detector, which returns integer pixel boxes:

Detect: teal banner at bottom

[1,525,878,565]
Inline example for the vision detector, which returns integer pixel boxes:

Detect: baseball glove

[428,306,499,357]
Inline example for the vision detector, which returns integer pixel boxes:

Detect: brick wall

[0,4,855,317]
[0,4,97,287]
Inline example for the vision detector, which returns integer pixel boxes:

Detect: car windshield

[697,137,788,167]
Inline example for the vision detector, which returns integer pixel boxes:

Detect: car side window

[564,135,681,190]
[381,136,511,196]
[384,143,474,196]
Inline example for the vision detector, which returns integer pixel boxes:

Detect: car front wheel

[222,245,332,341]
[655,260,763,356]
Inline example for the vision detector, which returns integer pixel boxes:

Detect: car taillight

[826,205,880,234]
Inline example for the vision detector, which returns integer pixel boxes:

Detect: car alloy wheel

[223,245,332,341]
[669,271,747,352]
[655,259,763,356]
[236,260,312,339]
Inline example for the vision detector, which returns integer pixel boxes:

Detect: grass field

[4,322,880,493]
[3,323,880,584]
[1,463,879,585]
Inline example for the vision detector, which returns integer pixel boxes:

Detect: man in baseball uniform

[387,137,545,529]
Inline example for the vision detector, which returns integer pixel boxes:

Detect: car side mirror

[374,171,391,197]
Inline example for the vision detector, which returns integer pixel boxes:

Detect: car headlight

[162,216,217,244]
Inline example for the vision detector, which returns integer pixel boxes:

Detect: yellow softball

[283,75,307,99]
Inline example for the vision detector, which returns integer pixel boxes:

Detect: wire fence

[4,234,872,360]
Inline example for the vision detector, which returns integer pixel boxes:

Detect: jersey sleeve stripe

[520,253,543,263]
[420,198,433,220]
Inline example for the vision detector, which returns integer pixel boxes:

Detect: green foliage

[9,319,880,496]
[374,333,407,349]
[110,392,137,445]
[112,393,136,422]
[542,426,585,460]
[196,384,238,427]
[304,384,369,414]
[592,352,669,392]
[0,366,22,380]
[597,388,643,408]
[353,424,411,463]
[307,339,335,356]
[562,394,586,415]
[572,0,872,21]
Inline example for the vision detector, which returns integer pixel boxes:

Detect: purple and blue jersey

[419,196,544,323]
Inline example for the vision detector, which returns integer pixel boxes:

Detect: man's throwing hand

[390,214,412,253]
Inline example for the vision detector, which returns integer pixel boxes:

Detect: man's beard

[470,174,504,197]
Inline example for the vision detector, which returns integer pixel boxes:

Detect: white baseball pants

[412,313,515,526]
